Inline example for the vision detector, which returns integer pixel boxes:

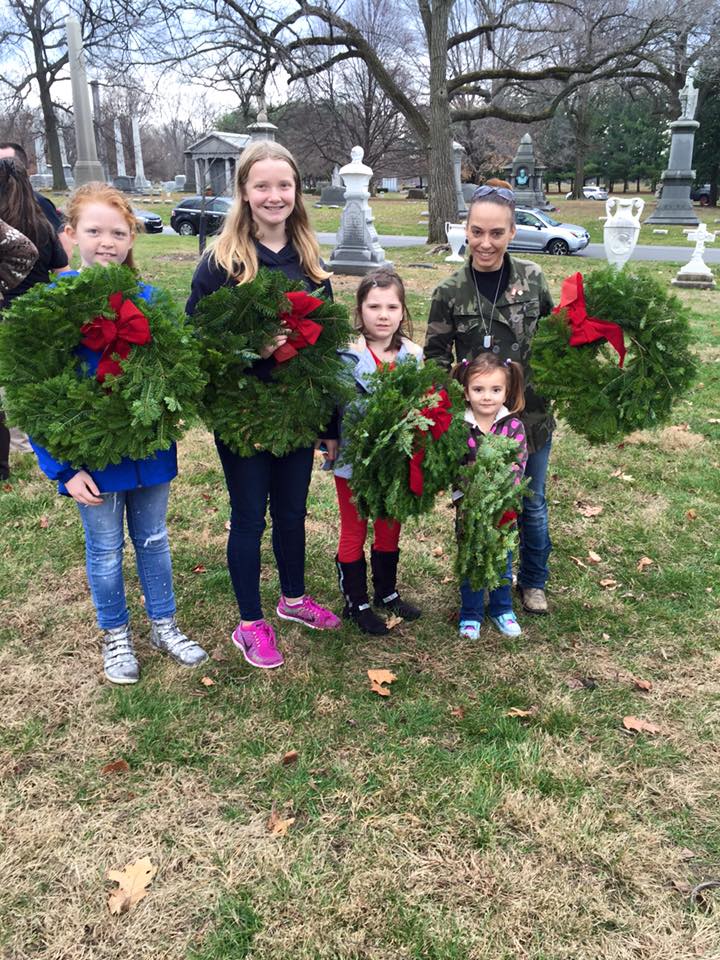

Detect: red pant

[335,476,401,562]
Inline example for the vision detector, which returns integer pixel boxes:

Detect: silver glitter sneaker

[149,616,208,667]
[102,624,140,685]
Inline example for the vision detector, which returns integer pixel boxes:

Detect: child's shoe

[459,620,481,640]
[150,616,208,667]
[102,623,140,684]
[489,612,522,637]
[276,595,341,630]
[232,619,284,669]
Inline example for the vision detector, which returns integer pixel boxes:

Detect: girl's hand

[65,470,104,506]
[260,327,290,360]
[318,439,338,462]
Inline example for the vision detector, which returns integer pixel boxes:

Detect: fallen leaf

[368,668,397,697]
[2,483,12,493]
[565,677,586,691]
[441,575,453,584]
[210,646,228,662]
[199,676,215,687]
[101,759,130,776]
[224,520,231,531]
[282,750,299,765]
[637,556,654,572]
[670,879,693,895]
[587,549,602,564]
[267,808,296,836]
[611,468,622,477]
[686,509,698,520]
[576,503,603,517]
[432,545,444,557]
[200,492,211,501]
[677,847,697,861]
[449,706,465,719]
[39,515,49,529]
[506,706,538,718]
[570,555,588,569]
[602,632,610,641]
[191,564,207,574]
[599,578,618,589]
[107,857,157,915]
[633,678,653,692]
[385,614,403,630]
[622,715,661,734]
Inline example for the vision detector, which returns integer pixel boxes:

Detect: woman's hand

[65,470,104,506]
[259,327,290,359]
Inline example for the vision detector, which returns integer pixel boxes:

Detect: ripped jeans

[77,482,176,629]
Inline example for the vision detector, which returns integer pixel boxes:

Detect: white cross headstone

[672,221,716,288]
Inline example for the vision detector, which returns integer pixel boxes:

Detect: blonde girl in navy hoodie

[186,142,340,671]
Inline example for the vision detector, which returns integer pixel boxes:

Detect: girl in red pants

[333,268,423,635]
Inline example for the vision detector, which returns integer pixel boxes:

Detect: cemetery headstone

[328,146,393,275]
[66,16,104,186]
[646,70,700,226]
[505,134,551,209]
[114,119,127,177]
[132,117,151,192]
[672,223,716,289]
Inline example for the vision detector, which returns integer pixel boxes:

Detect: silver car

[510,208,590,256]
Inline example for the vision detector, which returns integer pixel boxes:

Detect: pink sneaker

[231,620,284,669]
[276,595,341,630]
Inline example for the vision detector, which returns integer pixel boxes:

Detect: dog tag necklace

[472,266,504,349]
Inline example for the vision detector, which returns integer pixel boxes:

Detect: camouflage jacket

[0,219,38,298]
[424,253,555,453]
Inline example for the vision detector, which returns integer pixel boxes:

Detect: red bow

[552,272,626,367]
[80,292,152,383]
[273,290,324,363]
[409,388,453,496]
[498,509,517,527]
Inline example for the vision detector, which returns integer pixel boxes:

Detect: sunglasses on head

[471,185,515,204]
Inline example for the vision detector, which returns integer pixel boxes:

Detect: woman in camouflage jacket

[424,183,554,614]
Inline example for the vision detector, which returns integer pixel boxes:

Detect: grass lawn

[1,231,720,959]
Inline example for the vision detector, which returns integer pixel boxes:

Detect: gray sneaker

[102,624,140,684]
[150,616,208,667]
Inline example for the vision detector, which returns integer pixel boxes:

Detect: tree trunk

[425,0,456,244]
[30,23,67,191]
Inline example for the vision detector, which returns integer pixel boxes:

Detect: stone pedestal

[66,16,104,185]
[328,146,392,276]
[645,118,700,225]
[505,134,550,209]
[247,109,278,142]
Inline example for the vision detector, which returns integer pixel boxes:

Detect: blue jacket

[32,272,178,495]
[333,334,423,480]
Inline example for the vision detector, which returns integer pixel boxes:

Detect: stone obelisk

[646,69,700,226]
[66,16,104,185]
[114,119,127,177]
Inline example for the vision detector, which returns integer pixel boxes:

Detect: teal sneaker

[459,620,481,640]
[489,612,522,637]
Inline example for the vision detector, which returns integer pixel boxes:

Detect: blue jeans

[518,437,552,590]
[215,438,314,622]
[77,483,176,630]
[460,551,513,621]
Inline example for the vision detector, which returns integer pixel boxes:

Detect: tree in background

[693,66,720,205]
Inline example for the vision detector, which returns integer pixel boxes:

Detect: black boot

[0,410,10,482]
[336,555,388,635]
[371,548,422,620]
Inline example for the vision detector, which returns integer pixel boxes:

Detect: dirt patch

[623,424,706,450]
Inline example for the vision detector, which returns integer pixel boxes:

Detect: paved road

[164,226,720,264]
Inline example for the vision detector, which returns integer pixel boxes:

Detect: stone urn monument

[603,197,644,268]
[646,69,700,226]
[328,146,392,275]
[445,222,466,262]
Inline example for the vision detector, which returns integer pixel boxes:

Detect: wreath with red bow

[0,264,205,470]
[191,267,354,457]
[530,265,697,443]
[341,360,467,521]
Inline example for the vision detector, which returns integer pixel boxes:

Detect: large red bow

[409,388,452,496]
[552,272,626,367]
[80,292,152,382]
[273,290,324,363]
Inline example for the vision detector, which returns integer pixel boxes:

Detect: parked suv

[510,208,590,256]
[690,183,712,206]
[170,196,233,236]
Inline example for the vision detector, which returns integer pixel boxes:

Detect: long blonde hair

[66,182,139,270]
[210,141,329,284]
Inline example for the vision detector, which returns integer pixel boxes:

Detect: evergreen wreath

[454,433,529,592]
[341,359,468,521]
[531,265,697,444]
[192,267,354,457]
[0,264,205,470]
